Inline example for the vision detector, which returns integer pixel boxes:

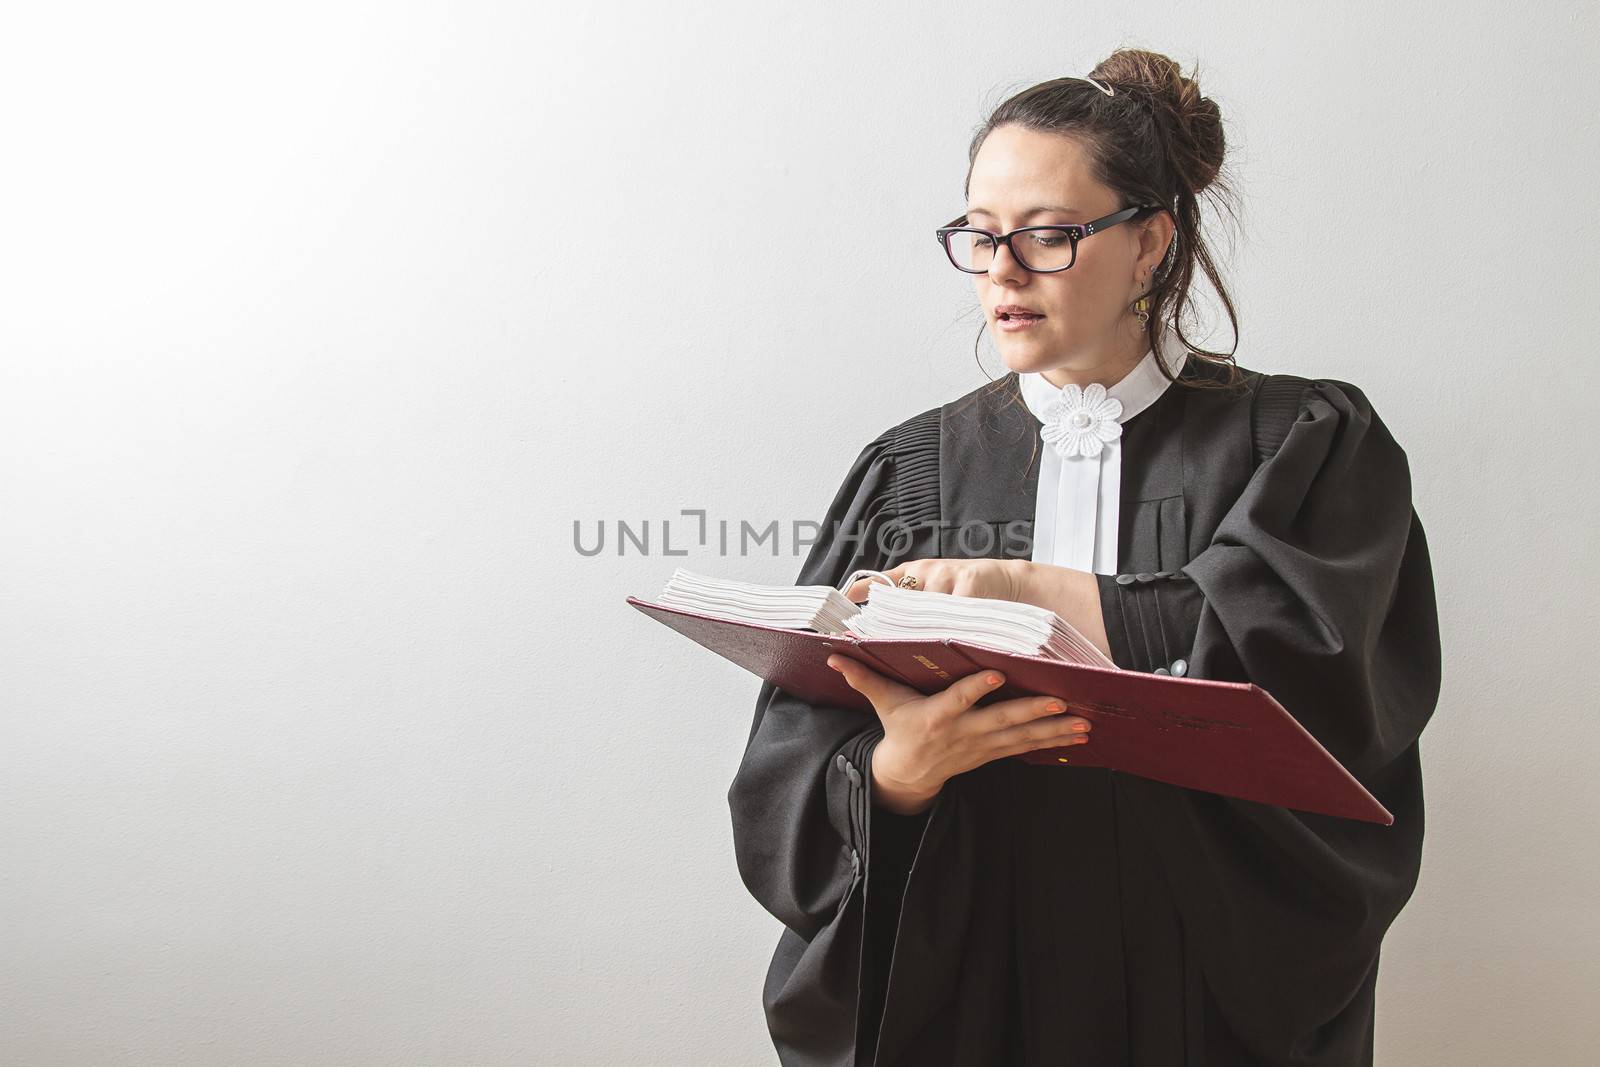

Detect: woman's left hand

[843,557,1030,604]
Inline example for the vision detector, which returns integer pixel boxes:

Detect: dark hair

[957,48,1247,405]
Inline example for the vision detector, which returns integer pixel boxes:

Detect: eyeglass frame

[934,203,1163,274]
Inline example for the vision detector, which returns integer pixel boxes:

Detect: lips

[996,305,1044,321]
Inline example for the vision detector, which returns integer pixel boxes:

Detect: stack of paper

[653,567,1115,669]
[655,567,862,634]
[842,582,1116,668]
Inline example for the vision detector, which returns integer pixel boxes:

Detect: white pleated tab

[1017,324,1188,573]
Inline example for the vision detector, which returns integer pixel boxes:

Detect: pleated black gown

[726,354,1442,1066]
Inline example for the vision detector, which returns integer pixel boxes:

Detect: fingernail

[987,674,1003,686]
[1073,722,1089,732]
[827,659,841,672]
[1044,702,1064,713]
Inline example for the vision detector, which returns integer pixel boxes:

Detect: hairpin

[1082,76,1114,96]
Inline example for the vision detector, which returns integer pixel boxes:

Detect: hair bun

[1090,49,1224,195]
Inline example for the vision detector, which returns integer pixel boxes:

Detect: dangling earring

[1133,265,1154,327]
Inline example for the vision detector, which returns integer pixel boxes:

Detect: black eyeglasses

[935,204,1162,274]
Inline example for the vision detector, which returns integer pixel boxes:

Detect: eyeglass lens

[947,229,1076,272]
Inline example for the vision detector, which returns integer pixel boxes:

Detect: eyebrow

[965,205,1081,219]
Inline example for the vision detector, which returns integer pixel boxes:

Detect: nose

[984,240,1030,287]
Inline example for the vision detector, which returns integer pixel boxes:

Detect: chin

[997,345,1064,376]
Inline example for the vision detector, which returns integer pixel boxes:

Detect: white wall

[2,2,1594,1063]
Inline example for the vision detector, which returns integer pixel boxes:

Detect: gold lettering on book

[1158,708,1249,732]
[912,655,950,679]
[1063,698,1130,720]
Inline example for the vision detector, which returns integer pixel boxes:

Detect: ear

[1136,209,1176,283]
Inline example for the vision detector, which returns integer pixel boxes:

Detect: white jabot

[1017,323,1189,573]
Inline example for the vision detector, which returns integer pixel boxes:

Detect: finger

[904,562,947,594]
[929,668,1010,721]
[826,653,923,712]
[987,710,1093,753]
[992,732,1092,762]
[845,566,904,604]
[963,694,1090,737]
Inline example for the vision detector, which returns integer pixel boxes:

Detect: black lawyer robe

[726,355,1442,1066]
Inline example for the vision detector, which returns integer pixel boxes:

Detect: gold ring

[898,574,920,589]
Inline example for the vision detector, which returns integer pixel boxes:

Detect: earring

[1133,267,1153,327]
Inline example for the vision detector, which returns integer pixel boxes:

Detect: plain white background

[3,2,1595,1063]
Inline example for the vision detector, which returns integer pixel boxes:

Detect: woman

[727,49,1440,1067]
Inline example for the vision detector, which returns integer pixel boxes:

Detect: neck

[1038,328,1152,390]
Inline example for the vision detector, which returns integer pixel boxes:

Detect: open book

[653,566,1118,668]
[628,566,1393,824]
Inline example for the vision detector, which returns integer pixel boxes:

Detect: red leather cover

[627,596,1391,825]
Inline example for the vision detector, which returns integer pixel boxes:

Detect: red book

[627,595,1392,825]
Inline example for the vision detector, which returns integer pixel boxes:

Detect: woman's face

[964,124,1170,383]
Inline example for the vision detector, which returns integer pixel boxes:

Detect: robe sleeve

[726,425,928,1066]
[1093,378,1443,1060]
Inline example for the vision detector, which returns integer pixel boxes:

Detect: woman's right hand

[825,655,1092,816]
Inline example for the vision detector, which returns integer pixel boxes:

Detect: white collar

[1016,322,1189,427]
